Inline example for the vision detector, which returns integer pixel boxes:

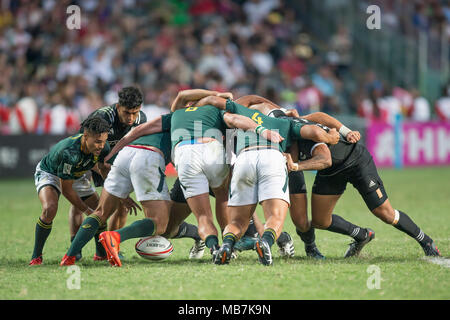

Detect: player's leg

[108,204,128,231]
[256,199,289,265]
[254,149,290,266]
[30,186,59,265]
[216,204,257,264]
[285,170,323,259]
[61,148,134,265]
[234,213,261,252]
[352,154,441,256]
[312,173,374,258]
[186,193,219,253]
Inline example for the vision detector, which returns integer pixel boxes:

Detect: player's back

[170,105,227,148]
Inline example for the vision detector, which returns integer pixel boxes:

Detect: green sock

[67,216,101,257]
[31,218,52,259]
[223,232,237,247]
[116,218,155,243]
[262,228,277,248]
[205,235,219,249]
[94,223,107,256]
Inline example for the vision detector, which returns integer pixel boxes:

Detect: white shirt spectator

[411,96,430,122]
[9,97,38,134]
[435,97,450,121]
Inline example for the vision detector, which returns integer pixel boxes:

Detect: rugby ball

[135,236,174,261]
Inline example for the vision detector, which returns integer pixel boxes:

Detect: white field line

[423,257,450,268]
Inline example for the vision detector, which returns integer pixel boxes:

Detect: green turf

[0,167,449,300]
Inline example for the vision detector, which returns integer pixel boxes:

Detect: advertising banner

[366,121,450,167]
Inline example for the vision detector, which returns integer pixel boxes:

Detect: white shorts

[174,140,229,199]
[104,146,170,202]
[228,148,290,206]
[34,162,96,198]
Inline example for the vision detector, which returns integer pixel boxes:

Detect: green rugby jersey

[40,134,111,180]
[225,100,304,154]
[128,114,172,165]
[85,103,147,147]
[170,105,227,149]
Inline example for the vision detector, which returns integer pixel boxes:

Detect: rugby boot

[93,254,107,261]
[421,241,441,257]
[214,243,232,265]
[234,235,258,252]
[60,254,76,266]
[276,232,295,258]
[344,228,375,258]
[189,239,206,259]
[305,244,326,260]
[99,231,122,267]
[29,255,43,266]
[255,238,273,266]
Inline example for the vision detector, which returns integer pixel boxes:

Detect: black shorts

[288,170,307,194]
[170,178,215,203]
[312,149,388,211]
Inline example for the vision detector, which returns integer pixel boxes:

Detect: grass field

[0,167,449,300]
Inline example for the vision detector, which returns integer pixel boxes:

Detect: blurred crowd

[0,0,449,135]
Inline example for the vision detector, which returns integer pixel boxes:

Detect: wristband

[339,125,352,137]
[255,125,266,135]
[292,163,299,171]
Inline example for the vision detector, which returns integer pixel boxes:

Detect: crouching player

[29,117,111,265]
[60,114,172,266]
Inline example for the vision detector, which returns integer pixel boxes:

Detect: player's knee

[372,205,394,224]
[41,202,58,222]
[311,216,331,230]
[152,215,169,235]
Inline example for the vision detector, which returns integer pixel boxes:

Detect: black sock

[172,222,201,241]
[296,227,316,246]
[394,210,431,245]
[276,231,290,245]
[244,219,258,238]
[326,214,367,242]
[32,218,52,259]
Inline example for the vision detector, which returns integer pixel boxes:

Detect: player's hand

[346,131,361,143]
[261,129,284,143]
[327,128,340,145]
[285,109,300,118]
[216,92,233,100]
[284,153,299,171]
[121,197,142,216]
[102,162,111,170]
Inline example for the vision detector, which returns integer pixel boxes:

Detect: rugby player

[176,96,340,265]
[285,124,442,257]
[83,86,147,233]
[29,117,111,265]
[60,114,172,267]
[232,95,361,259]
[105,89,284,261]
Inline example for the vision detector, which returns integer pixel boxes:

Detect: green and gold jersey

[170,105,227,149]
[129,114,172,165]
[225,100,305,154]
[39,134,111,180]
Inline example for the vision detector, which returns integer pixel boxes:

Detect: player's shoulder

[92,104,117,124]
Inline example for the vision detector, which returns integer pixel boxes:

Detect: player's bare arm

[285,144,332,172]
[302,112,360,143]
[60,179,94,214]
[223,112,284,143]
[299,125,340,145]
[170,89,233,112]
[104,115,164,163]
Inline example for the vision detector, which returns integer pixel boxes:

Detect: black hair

[81,116,111,135]
[118,86,143,109]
